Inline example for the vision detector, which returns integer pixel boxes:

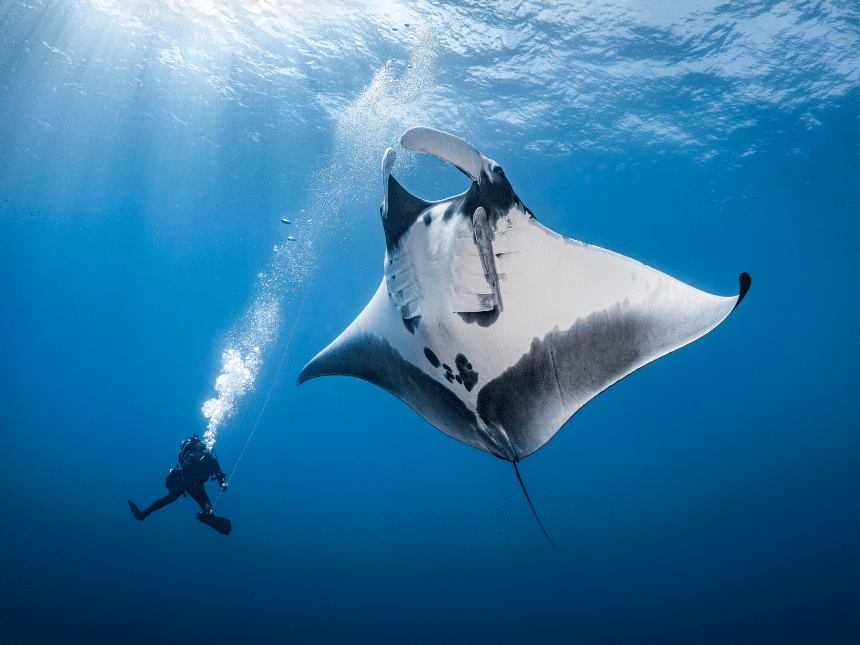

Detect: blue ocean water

[1,0,858,643]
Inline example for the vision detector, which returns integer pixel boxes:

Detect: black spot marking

[296,334,493,453]
[455,353,479,392]
[402,316,421,334]
[455,375,462,384]
[423,347,440,368]
[423,213,432,226]
[441,364,451,372]
[444,372,455,383]
[476,305,656,459]
[457,307,500,327]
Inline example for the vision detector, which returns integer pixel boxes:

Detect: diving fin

[197,512,232,535]
[128,500,146,521]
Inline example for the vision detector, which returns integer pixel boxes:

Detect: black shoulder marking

[518,197,537,221]
[460,181,481,218]
[732,272,751,311]
[478,169,515,224]
[383,175,432,251]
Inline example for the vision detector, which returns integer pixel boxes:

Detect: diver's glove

[221,482,228,492]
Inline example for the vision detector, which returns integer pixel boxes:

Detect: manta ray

[298,127,749,540]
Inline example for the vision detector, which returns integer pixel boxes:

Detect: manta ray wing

[298,128,750,462]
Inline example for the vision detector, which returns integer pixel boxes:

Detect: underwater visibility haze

[1,1,859,643]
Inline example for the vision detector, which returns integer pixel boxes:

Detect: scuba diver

[128,434,232,535]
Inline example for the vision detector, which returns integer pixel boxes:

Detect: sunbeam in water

[200,21,438,448]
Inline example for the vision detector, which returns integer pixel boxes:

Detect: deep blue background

[1,1,858,643]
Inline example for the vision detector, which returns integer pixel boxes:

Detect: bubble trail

[200,22,438,449]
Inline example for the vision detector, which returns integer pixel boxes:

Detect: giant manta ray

[298,127,749,533]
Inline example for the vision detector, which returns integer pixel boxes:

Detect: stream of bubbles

[200,23,438,449]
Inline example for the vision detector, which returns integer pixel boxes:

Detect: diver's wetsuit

[132,437,226,519]
[142,466,220,516]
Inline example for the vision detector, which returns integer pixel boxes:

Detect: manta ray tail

[513,461,556,548]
